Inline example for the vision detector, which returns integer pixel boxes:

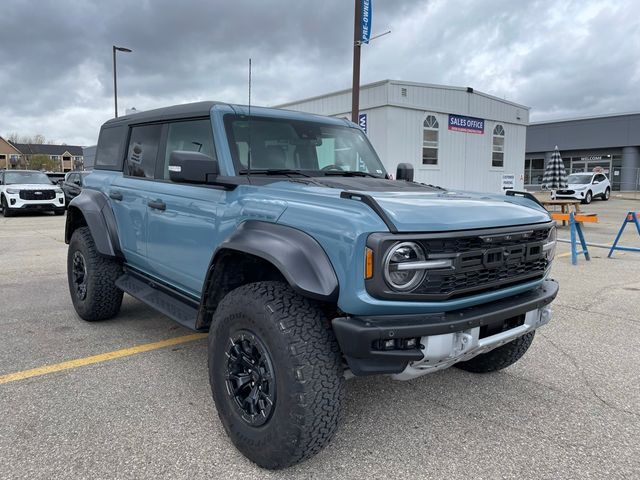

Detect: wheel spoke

[225,330,276,427]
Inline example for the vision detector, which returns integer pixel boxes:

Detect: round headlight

[383,242,426,292]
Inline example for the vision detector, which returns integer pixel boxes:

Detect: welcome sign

[448,114,484,134]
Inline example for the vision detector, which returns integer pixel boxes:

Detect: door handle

[109,190,123,201]
[148,199,166,211]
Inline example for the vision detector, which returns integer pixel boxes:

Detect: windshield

[4,171,53,185]
[567,174,592,184]
[224,114,386,177]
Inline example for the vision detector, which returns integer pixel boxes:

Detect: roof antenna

[247,58,252,182]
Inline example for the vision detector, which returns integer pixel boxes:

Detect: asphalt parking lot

[1,199,639,479]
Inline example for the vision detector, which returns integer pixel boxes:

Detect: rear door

[110,123,163,271]
[144,118,225,297]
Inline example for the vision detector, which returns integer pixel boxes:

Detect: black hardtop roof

[103,101,221,126]
[101,101,352,128]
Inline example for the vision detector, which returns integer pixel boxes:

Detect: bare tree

[7,133,18,143]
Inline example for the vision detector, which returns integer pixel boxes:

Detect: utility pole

[351,0,362,124]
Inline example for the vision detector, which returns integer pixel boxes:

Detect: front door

[144,118,224,297]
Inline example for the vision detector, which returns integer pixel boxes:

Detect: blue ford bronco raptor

[65,102,558,469]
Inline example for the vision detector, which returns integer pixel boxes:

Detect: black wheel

[603,188,610,201]
[582,190,592,204]
[208,281,344,469]
[456,331,535,373]
[67,226,123,321]
[1,196,14,217]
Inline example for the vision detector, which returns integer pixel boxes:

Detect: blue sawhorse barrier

[568,212,590,265]
[608,211,640,258]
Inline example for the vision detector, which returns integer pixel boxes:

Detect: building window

[422,115,439,166]
[74,156,82,161]
[51,155,60,161]
[492,124,505,168]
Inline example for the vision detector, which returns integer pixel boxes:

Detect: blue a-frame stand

[608,212,640,257]
[569,212,590,265]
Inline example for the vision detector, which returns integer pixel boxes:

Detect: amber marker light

[365,248,374,279]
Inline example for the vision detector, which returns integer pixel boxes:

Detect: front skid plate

[391,306,551,380]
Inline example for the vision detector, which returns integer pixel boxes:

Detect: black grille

[411,228,550,299]
[19,190,56,200]
[365,225,552,301]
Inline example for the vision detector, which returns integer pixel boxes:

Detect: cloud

[1,0,638,145]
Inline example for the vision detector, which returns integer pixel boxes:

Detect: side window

[492,124,505,168]
[126,124,162,179]
[163,120,215,180]
[595,174,606,182]
[422,115,439,166]
[67,173,77,184]
[95,126,125,170]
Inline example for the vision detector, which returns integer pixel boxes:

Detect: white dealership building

[277,80,530,193]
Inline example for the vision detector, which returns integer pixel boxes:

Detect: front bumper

[554,191,586,200]
[4,194,66,212]
[332,279,558,378]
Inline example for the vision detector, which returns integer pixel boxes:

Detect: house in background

[0,136,24,169]
[10,143,84,172]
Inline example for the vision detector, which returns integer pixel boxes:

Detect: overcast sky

[1,0,639,145]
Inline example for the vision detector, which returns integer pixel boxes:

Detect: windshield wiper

[238,169,313,178]
[323,170,380,178]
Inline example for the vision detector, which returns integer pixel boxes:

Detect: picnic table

[540,199,582,226]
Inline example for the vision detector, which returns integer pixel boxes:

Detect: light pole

[112,45,132,118]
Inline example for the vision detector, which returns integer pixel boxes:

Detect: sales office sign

[448,114,485,134]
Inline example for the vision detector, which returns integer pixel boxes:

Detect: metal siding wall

[360,107,388,170]
[386,107,526,192]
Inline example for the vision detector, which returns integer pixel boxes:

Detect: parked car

[0,170,66,217]
[62,171,91,206]
[554,172,611,204]
[65,102,558,469]
[45,171,66,186]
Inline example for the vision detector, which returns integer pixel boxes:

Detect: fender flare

[65,189,122,258]
[209,221,339,302]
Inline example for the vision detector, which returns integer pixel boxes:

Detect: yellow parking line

[556,252,573,258]
[0,333,207,385]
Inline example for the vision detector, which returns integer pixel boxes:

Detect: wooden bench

[550,212,598,223]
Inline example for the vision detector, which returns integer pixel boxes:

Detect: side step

[115,273,204,331]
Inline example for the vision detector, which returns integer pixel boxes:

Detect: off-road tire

[1,196,13,217]
[455,331,535,373]
[67,226,123,321]
[603,188,610,201]
[582,190,592,204]
[208,281,344,469]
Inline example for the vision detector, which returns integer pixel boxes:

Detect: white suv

[0,170,66,217]
[553,172,611,204]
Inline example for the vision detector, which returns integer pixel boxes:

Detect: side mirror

[396,163,414,182]
[169,151,219,184]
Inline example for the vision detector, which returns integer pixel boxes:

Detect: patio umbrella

[542,145,568,190]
